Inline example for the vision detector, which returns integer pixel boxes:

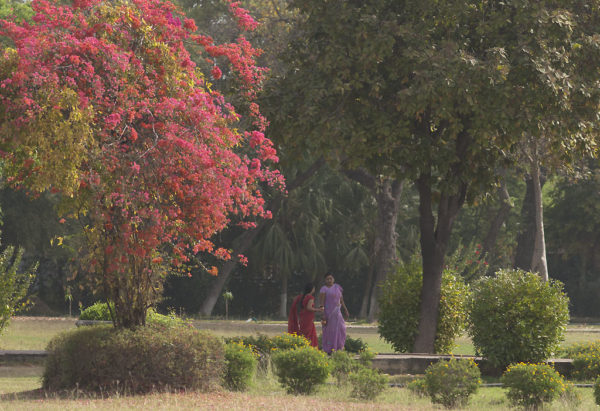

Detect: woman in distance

[287,282,323,347]
[319,273,349,354]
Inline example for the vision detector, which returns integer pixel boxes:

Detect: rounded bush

[468,269,570,368]
[330,350,358,385]
[348,366,388,401]
[271,346,330,394]
[79,301,113,321]
[424,358,481,408]
[223,341,257,391]
[270,333,310,351]
[43,324,224,393]
[406,378,427,397]
[501,363,566,408]
[378,255,469,353]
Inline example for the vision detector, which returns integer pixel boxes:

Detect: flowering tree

[0,0,281,328]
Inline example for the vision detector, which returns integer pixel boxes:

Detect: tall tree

[0,0,281,328]
[274,0,600,351]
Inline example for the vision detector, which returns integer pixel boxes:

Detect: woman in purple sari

[319,273,350,354]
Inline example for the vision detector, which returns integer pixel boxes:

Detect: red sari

[287,294,319,347]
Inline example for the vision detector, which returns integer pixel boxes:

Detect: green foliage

[79,302,189,327]
[348,366,388,401]
[560,381,582,409]
[43,324,224,393]
[501,363,566,409]
[271,345,330,395]
[270,332,310,351]
[223,341,257,391]
[330,350,358,385]
[357,347,376,367]
[79,301,114,321]
[566,341,600,381]
[344,336,368,353]
[378,254,469,353]
[444,243,489,283]
[467,268,570,368]
[424,358,481,408]
[406,378,427,397]
[594,376,600,406]
[0,240,36,333]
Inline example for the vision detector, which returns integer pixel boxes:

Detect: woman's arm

[340,295,350,319]
[305,297,323,313]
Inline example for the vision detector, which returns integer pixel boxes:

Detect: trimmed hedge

[43,323,224,393]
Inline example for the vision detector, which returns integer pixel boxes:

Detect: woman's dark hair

[324,272,333,279]
[298,282,315,314]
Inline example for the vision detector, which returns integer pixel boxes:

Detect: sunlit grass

[0,318,77,350]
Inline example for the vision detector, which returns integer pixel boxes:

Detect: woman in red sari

[287,283,323,347]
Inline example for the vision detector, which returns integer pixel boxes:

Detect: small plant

[407,378,427,397]
[270,332,310,351]
[424,358,481,408]
[271,346,330,394]
[79,301,114,321]
[224,334,274,374]
[222,290,233,320]
[357,347,376,367]
[348,366,388,401]
[567,341,600,380]
[344,336,368,353]
[330,350,357,385]
[501,363,566,409]
[0,240,36,333]
[560,381,582,408]
[594,376,600,406]
[223,341,257,391]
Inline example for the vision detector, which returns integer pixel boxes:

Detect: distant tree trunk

[413,174,466,353]
[482,178,512,259]
[367,178,403,322]
[358,244,375,318]
[342,169,403,322]
[199,156,325,317]
[279,273,288,319]
[530,161,548,281]
[514,174,546,272]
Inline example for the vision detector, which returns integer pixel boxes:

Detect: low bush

[344,336,368,353]
[348,367,388,401]
[560,381,582,408]
[594,376,600,406]
[424,358,481,408]
[406,378,427,397]
[330,350,358,385]
[270,333,310,351]
[43,324,224,393]
[501,363,566,409]
[224,334,273,373]
[357,347,376,367]
[468,269,569,368]
[566,341,600,380]
[79,301,114,321]
[223,341,257,391]
[378,254,469,353]
[271,345,330,394]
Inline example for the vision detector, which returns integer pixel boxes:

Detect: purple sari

[320,284,346,353]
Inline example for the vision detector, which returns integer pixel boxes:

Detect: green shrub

[468,268,569,368]
[566,341,600,380]
[344,336,368,353]
[349,366,388,401]
[79,301,114,321]
[330,350,358,385]
[501,363,566,409]
[223,341,257,391]
[43,324,224,393]
[224,334,274,373]
[378,253,469,353]
[560,381,582,408]
[271,346,330,394]
[407,378,427,397]
[270,332,310,351]
[358,347,376,367]
[146,308,190,328]
[424,358,481,408]
[594,376,600,406]
[0,241,36,333]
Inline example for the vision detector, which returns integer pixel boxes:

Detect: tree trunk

[530,161,548,281]
[413,174,466,353]
[279,273,288,319]
[514,176,537,270]
[199,156,326,317]
[482,178,512,259]
[358,249,375,319]
[366,178,403,322]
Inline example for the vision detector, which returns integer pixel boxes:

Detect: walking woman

[288,282,323,347]
[319,273,349,354]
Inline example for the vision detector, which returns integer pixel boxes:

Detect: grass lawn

[0,365,597,410]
